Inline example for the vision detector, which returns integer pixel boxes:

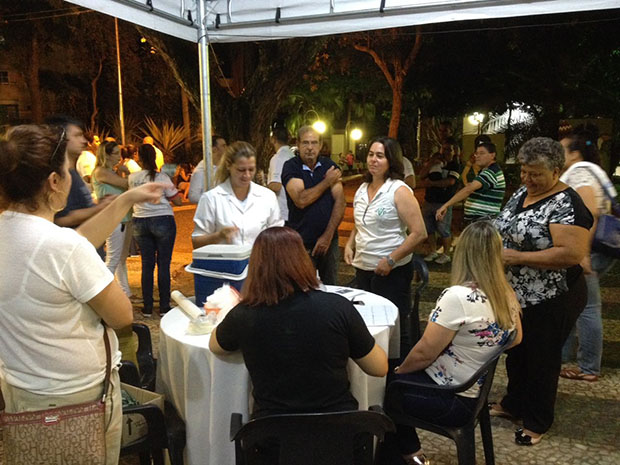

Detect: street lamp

[345,121,363,152]
[312,120,327,134]
[468,112,485,134]
[304,109,326,134]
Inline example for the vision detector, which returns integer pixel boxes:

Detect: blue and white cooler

[185,244,252,307]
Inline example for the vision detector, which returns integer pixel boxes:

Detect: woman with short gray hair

[490,137,593,445]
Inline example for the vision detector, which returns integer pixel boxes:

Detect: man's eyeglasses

[50,127,66,164]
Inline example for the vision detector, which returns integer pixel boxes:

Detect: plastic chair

[132,323,156,391]
[385,336,514,465]
[230,406,395,465]
[120,397,168,465]
[120,359,186,464]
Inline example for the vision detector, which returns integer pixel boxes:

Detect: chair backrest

[231,408,395,465]
[119,360,141,387]
[132,323,156,390]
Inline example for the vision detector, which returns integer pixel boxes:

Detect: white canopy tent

[66,0,620,188]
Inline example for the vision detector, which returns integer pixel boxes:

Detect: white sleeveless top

[352,178,412,270]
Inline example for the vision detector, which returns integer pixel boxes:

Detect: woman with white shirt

[0,124,163,464]
[128,144,183,317]
[559,131,617,382]
[344,137,427,326]
[192,141,283,248]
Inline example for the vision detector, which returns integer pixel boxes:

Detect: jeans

[133,216,176,313]
[562,252,615,375]
[422,202,452,238]
[385,371,477,455]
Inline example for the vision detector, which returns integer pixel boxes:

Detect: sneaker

[141,311,152,319]
[129,295,143,304]
[435,254,451,264]
[424,251,439,262]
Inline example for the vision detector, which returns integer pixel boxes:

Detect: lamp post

[345,120,363,153]
[304,109,326,135]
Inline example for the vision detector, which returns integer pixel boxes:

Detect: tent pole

[197,0,213,192]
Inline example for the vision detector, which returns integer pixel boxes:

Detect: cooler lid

[185,264,249,279]
[192,243,252,260]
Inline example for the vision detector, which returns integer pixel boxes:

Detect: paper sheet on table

[355,305,395,327]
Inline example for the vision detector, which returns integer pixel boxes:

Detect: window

[0,104,19,119]
[0,71,8,84]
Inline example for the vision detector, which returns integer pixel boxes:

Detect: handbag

[0,327,112,465]
[582,166,620,258]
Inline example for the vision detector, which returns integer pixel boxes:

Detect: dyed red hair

[241,227,319,306]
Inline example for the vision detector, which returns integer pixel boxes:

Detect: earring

[46,190,67,213]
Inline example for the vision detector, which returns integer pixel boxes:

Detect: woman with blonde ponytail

[385,221,522,465]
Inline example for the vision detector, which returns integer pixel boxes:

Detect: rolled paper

[171,290,205,320]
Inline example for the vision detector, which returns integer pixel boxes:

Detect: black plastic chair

[230,406,395,465]
[120,361,187,465]
[132,322,157,391]
[385,337,514,465]
[120,395,168,465]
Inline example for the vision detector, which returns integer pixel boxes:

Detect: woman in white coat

[192,141,283,248]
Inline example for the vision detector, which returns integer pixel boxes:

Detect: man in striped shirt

[435,142,505,224]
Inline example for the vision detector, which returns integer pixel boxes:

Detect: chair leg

[479,409,496,465]
[168,443,185,465]
[139,451,151,465]
[454,428,476,465]
[152,448,165,465]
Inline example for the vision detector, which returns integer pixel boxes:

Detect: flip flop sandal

[488,402,519,422]
[515,428,543,446]
[559,369,599,382]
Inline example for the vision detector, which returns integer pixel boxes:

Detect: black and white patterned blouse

[494,186,592,308]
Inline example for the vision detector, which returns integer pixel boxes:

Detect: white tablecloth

[157,286,399,465]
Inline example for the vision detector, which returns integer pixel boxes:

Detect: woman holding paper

[210,226,387,419]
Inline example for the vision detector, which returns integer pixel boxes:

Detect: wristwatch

[386,256,396,267]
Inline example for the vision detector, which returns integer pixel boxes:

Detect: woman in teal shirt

[93,141,132,297]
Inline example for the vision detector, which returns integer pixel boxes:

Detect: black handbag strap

[0,323,112,411]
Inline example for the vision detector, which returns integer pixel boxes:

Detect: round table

[157,286,399,465]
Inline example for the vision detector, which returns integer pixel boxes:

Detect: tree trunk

[28,33,42,123]
[90,57,104,129]
[389,80,403,138]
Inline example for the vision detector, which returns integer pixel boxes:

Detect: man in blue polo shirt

[282,126,345,284]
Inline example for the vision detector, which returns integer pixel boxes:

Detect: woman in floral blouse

[491,137,593,445]
[385,221,522,465]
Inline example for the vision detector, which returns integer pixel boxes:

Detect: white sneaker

[424,251,439,262]
[435,254,451,264]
